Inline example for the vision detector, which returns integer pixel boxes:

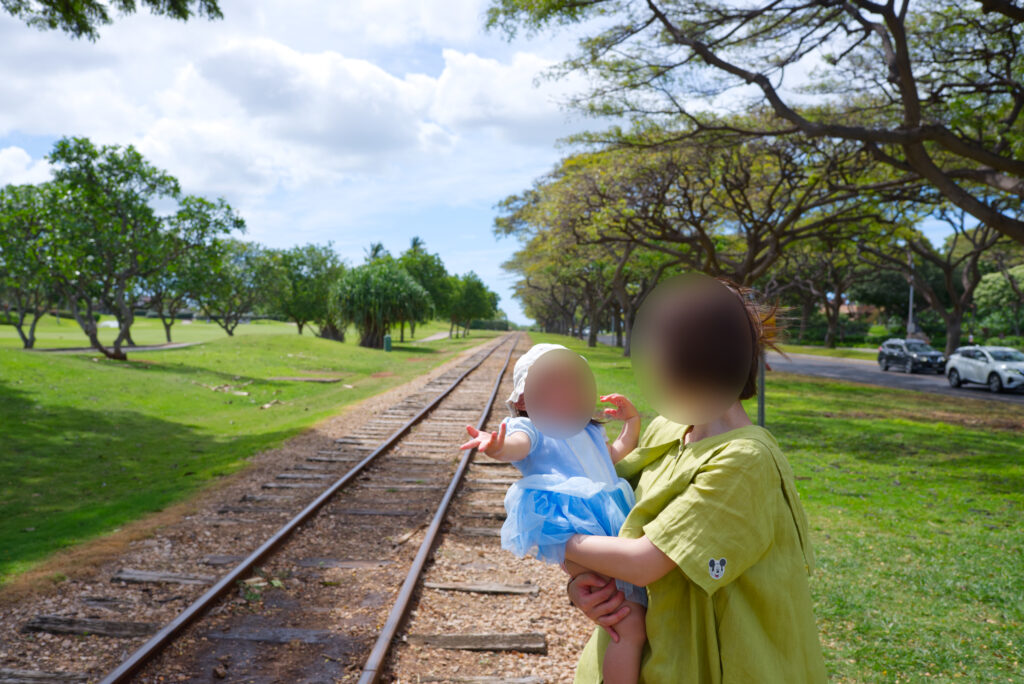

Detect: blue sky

[0,0,598,324]
[0,1,957,325]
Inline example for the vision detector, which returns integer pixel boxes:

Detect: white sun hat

[505,343,571,416]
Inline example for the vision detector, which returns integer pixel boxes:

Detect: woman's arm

[460,422,531,463]
[565,534,676,587]
[600,394,641,463]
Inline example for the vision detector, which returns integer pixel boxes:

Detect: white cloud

[0,147,51,185]
[0,0,594,323]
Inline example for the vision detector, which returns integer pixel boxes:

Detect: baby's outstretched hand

[600,393,640,421]
[460,422,506,456]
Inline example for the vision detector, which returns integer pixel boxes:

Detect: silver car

[946,345,1024,393]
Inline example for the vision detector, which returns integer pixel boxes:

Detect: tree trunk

[161,318,174,343]
[944,312,964,356]
[614,307,623,347]
[799,297,814,340]
[297,321,304,335]
[410,320,416,339]
[823,298,840,349]
[400,321,405,342]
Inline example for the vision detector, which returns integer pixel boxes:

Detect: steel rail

[357,332,519,684]
[99,334,515,683]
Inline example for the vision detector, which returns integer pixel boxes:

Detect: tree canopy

[3,0,222,40]
[487,0,1024,243]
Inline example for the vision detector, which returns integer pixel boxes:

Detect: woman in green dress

[563,275,827,683]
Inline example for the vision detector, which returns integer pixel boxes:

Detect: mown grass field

[0,313,310,349]
[0,320,500,584]
[779,343,880,361]
[531,332,1023,683]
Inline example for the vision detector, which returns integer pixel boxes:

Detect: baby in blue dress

[461,343,646,684]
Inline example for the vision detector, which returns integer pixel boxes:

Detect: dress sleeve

[502,416,539,451]
[641,438,778,596]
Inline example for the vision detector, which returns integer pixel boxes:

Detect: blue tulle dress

[500,416,647,606]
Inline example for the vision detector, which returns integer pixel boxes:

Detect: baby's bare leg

[602,600,646,684]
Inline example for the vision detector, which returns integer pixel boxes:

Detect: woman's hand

[600,394,640,422]
[460,422,506,456]
[567,571,631,643]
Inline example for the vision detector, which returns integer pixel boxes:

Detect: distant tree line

[0,137,501,358]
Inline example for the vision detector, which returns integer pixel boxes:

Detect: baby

[461,343,646,684]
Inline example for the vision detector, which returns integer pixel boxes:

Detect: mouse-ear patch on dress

[505,343,571,416]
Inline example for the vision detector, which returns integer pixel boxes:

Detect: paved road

[596,334,1023,406]
[766,351,1024,406]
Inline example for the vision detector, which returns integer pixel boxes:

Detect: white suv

[946,345,1024,393]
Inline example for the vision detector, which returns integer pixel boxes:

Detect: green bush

[984,335,1024,350]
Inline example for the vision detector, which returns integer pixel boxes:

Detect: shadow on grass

[0,378,291,582]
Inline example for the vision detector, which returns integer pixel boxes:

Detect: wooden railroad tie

[417,678,543,684]
[295,558,392,569]
[423,581,538,595]
[204,627,335,644]
[20,615,157,638]
[0,668,90,683]
[111,569,216,585]
[407,632,547,655]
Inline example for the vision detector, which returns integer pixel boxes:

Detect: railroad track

[2,332,522,684]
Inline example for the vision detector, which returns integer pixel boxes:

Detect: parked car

[946,345,1024,393]
[877,338,946,374]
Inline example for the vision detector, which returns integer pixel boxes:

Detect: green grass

[0,323,500,584]
[0,314,456,349]
[779,343,879,361]
[531,333,1023,683]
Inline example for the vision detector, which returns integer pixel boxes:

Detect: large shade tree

[330,260,431,348]
[0,183,56,348]
[3,0,222,40]
[192,238,276,337]
[270,243,345,337]
[44,137,239,359]
[487,0,1024,243]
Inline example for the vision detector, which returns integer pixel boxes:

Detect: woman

[562,274,827,683]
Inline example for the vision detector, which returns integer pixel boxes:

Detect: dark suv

[878,338,946,374]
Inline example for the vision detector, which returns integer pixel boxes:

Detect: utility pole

[907,248,915,338]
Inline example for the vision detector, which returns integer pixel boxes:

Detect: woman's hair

[638,274,782,401]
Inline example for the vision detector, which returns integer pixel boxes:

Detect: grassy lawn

[779,343,879,361]
[531,333,1023,683]
[0,314,456,349]
[0,322,500,585]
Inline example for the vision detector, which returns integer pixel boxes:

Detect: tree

[146,197,243,343]
[0,183,55,348]
[4,0,222,40]
[447,272,499,338]
[192,239,275,337]
[330,260,430,348]
[364,242,390,263]
[398,237,450,339]
[44,137,235,359]
[497,131,886,287]
[487,0,1024,244]
[976,264,1024,335]
[774,228,873,348]
[860,207,1004,353]
[271,243,345,336]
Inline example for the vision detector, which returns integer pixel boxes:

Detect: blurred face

[522,349,597,438]
[632,273,752,426]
